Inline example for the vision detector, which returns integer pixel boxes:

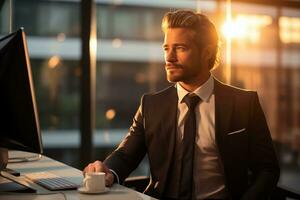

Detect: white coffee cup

[83,172,105,192]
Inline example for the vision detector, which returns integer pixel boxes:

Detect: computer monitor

[0,28,43,170]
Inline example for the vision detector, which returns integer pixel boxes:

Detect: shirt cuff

[109,169,120,184]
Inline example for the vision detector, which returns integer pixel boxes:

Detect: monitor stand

[0,170,37,193]
[0,148,37,193]
[0,148,31,192]
[0,173,35,193]
[0,148,20,176]
[0,148,8,171]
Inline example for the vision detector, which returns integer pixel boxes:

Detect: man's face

[163,28,205,84]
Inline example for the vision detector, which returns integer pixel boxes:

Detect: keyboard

[25,171,79,191]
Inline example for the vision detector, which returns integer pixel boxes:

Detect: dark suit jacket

[104,78,280,200]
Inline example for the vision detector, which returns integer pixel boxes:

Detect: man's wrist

[109,169,120,184]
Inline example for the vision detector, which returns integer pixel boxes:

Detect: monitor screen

[0,28,43,157]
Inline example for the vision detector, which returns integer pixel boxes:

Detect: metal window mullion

[80,0,97,169]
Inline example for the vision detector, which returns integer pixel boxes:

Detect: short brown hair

[162,10,219,70]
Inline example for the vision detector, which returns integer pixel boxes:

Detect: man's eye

[176,46,186,51]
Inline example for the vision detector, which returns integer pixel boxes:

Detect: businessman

[83,10,280,200]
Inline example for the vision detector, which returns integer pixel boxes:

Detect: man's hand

[83,160,114,187]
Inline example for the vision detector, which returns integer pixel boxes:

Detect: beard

[166,69,188,83]
[166,71,182,83]
[165,64,185,83]
[165,64,204,84]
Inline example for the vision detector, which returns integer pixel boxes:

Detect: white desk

[0,151,156,200]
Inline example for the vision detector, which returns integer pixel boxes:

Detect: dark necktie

[179,94,200,200]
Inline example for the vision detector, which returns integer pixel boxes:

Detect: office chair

[124,177,300,200]
[270,184,300,200]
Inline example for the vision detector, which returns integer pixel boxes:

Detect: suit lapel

[152,86,178,195]
[159,85,178,161]
[214,79,233,160]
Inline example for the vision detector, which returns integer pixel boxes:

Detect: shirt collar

[176,75,214,103]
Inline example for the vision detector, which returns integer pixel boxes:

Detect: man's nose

[165,49,177,63]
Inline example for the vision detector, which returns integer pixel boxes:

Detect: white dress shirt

[176,75,227,199]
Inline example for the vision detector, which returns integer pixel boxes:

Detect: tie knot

[185,94,200,110]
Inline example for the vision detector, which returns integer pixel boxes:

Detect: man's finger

[93,160,102,172]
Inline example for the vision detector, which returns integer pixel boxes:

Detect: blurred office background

[0,0,299,193]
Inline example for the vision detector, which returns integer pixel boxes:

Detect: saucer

[77,187,109,194]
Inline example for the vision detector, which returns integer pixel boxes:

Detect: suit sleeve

[242,92,280,200]
[103,95,147,184]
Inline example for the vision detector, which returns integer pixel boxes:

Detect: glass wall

[277,7,300,190]
[216,2,300,191]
